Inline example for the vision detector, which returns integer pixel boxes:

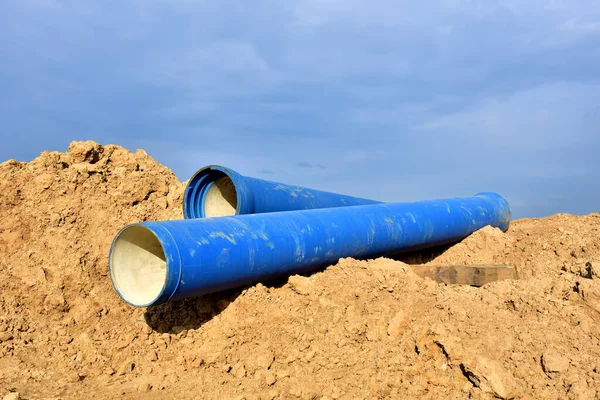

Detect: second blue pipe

[183,165,380,218]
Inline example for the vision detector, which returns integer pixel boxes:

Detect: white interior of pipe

[110,225,167,306]
[204,176,237,217]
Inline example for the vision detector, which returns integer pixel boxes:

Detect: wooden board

[409,264,518,286]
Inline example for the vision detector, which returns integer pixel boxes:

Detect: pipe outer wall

[183,165,380,218]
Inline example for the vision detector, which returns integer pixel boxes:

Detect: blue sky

[1,0,599,218]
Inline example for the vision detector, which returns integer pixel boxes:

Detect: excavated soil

[0,141,599,400]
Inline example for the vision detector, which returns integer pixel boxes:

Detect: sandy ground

[0,141,599,399]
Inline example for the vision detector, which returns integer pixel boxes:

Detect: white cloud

[416,81,600,147]
[560,18,600,35]
[142,41,277,91]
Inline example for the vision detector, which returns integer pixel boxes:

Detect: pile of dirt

[1,141,599,399]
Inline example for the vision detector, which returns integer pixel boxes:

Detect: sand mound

[1,142,599,399]
[429,225,512,266]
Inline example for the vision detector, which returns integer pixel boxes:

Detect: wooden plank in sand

[409,264,518,286]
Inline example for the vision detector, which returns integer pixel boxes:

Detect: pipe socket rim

[183,165,242,219]
[109,223,181,307]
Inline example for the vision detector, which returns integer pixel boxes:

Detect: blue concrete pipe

[110,192,511,307]
[183,165,380,218]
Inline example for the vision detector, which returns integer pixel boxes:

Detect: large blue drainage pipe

[183,165,380,218]
[110,192,511,307]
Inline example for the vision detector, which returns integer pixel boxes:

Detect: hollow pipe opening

[184,167,239,218]
[205,176,237,218]
[109,225,168,307]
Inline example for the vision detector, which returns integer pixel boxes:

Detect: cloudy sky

[1,0,599,218]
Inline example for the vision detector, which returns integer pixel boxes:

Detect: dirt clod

[542,349,570,374]
[460,356,521,399]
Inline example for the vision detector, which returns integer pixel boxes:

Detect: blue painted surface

[183,165,380,218]
[111,192,512,307]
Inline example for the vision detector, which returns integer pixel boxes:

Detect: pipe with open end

[110,192,511,307]
[183,165,381,218]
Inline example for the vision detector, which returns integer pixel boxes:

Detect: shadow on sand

[143,244,452,333]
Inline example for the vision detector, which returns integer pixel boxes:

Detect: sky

[1,0,599,218]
